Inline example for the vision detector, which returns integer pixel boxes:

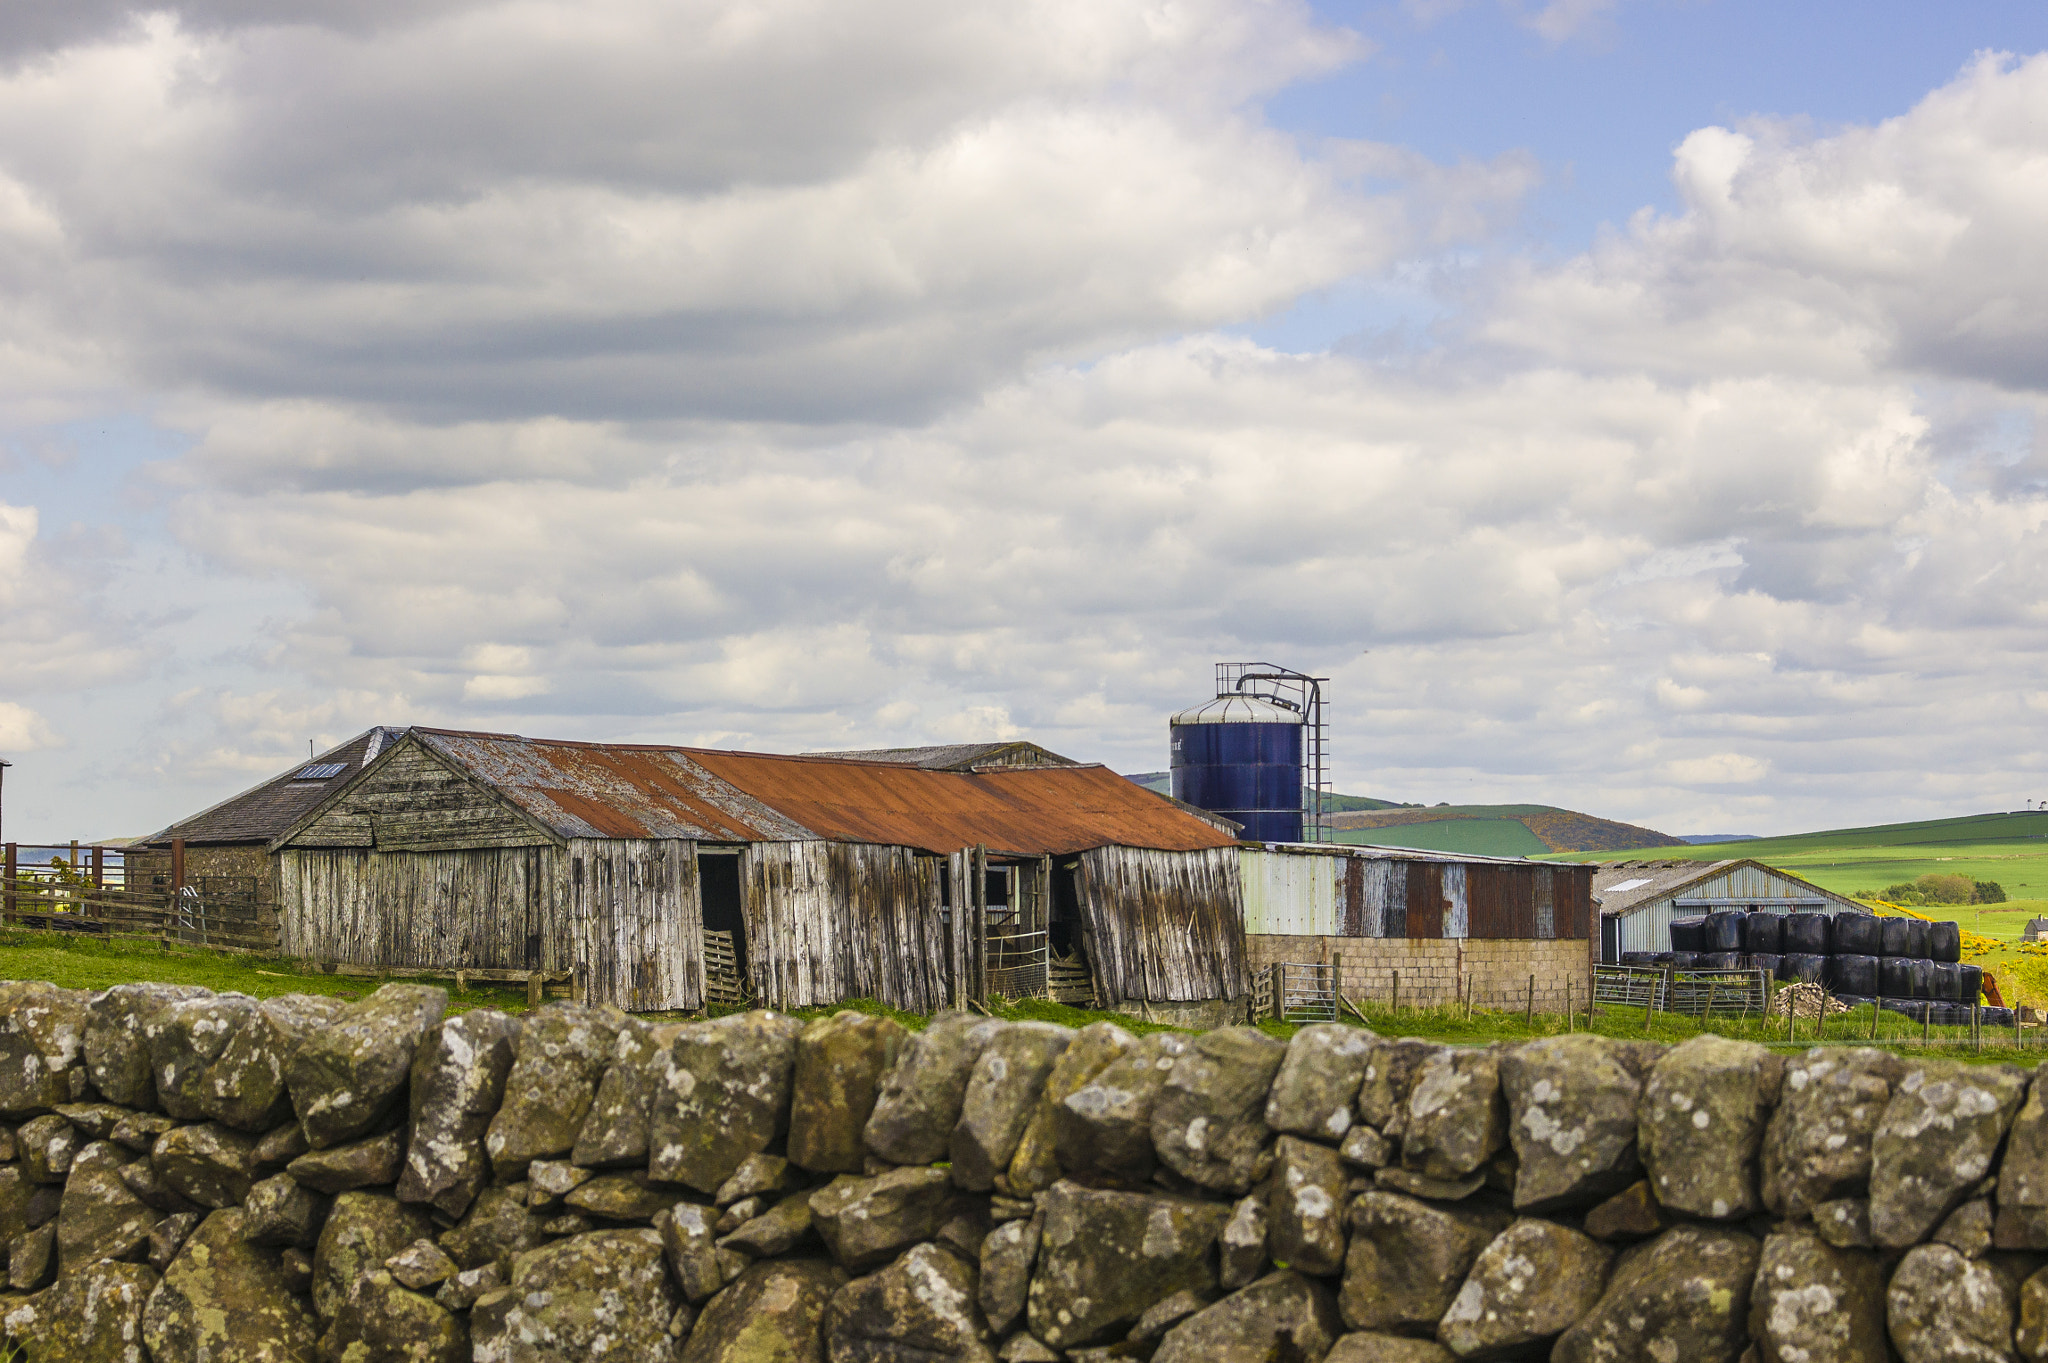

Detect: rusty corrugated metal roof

[409,729,1234,855]
[414,730,812,842]
[688,750,1238,856]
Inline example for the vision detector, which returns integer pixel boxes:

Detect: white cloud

[0,701,62,751]
[1,8,2047,835]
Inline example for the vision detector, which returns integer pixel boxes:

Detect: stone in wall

[649,1010,801,1193]
[1640,1035,1780,1220]
[1868,1061,2029,1249]
[1150,1027,1286,1195]
[1498,1034,1648,1213]
[786,1011,906,1175]
[1760,1046,1904,1217]
[863,1012,1003,1165]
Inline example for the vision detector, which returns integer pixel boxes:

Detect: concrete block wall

[1247,933,1592,1012]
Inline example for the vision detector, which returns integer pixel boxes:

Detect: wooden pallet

[704,930,751,1007]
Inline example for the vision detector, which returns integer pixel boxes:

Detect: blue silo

[1171,691,1306,843]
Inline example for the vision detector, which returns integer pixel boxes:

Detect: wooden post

[1924,1003,1932,1046]
[1816,1001,1826,1042]
[171,838,186,896]
[527,972,543,1008]
[1391,970,1399,1015]
[91,845,104,890]
[1526,974,1535,1026]
[1565,977,1573,1032]
[1464,974,1473,1020]
[1869,1001,1879,1040]
[1975,1003,1983,1053]
[972,845,988,1008]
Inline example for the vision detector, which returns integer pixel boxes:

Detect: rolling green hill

[1543,810,2048,906]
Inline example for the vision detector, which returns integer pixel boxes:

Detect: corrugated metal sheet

[403,730,1235,857]
[797,742,1077,770]
[1241,845,1593,941]
[417,730,808,843]
[689,750,1238,856]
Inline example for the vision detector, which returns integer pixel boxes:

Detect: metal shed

[1596,858,1867,960]
[1240,842,1595,940]
[1237,841,1597,1014]
[270,728,1248,1015]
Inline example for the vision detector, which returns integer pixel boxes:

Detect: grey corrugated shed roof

[142,728,407,846]
[798,741,1079,771]
[1594,857,1862,914]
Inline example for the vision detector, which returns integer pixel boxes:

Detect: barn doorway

[1047,858,1095,1005]
[698,850,749,1006]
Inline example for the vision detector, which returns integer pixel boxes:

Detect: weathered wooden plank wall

[740,842,947,1012]
[567,837,702,1012]
[1073,846,1248,1005]
[287,741,551,851]
[278,846,558,971]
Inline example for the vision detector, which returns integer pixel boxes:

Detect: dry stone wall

[10,977,2048,1362]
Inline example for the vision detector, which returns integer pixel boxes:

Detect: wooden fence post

[971,845,988,1008]
[1391,970,1400,1014]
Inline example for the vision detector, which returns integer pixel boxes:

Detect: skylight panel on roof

[294,762,347,780]
[1605,877,1653,894]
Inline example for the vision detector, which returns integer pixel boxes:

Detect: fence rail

[1595,963,1771,1019]
[1,874,279,954]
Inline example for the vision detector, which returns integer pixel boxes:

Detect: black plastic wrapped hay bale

[1750,952,1783,979]
[1930,961,1962,1002]
[1879,956,1916,999]
[1905,918,1929,958]
[1928,920,1962,963]
[1701,951,1743,970]
[1669,917,1708,952]
[1879,917,1914,957]
[1703,910,1746,952]
[1959,962,1984,1003]
[1835,994,1876,1011]
[1742,911,1784,955]
[1782,954,1827,985]
[1783,912,1830,955]
[1880,997,1920,1017]
[1985,1006,2015,1028]
[1826,954,1879,996]
[1832,912,1883,957]
[1670,951,1704,970]
[1620,951,1659,965]
[1653,952,1678,968]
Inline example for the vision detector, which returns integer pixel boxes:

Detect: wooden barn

[1237,841,1598,1013]
[269,728,1249,1018]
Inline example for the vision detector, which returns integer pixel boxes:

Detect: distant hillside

[1540,810,2048,908]
[1325,805,1686,856]
[1122,773,1401,813]
[1547,810,2048,863]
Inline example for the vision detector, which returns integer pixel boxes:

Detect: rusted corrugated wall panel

[278,846,558,970]
[1405,863,1445,939]
[740,841,948,1012]
[567,837,702,1012]
[1074,846,1247,1004]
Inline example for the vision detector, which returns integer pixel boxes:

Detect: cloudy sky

[4,0,2047,842]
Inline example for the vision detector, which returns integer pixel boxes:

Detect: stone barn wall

[4,978,2048,1362]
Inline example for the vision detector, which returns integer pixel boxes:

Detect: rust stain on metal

[687,750,1238,856]
[406,729,1235,856]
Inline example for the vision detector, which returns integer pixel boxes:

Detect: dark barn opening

[699,852,747,976]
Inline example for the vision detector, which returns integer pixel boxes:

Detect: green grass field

[4,922,2039,1063]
